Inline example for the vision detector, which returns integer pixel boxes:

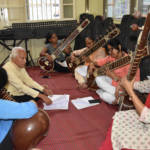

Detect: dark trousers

[0,130,13,150]
[13,95,39,103]
[54,61,70,73]
[12,89,42,103]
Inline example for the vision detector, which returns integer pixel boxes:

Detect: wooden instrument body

[38,56,54,72]
[119,13,150,111]
[0,88,50,150]
[12,109,50,150]
[66,56,83,73]
[38,19,90,72]
[67,26,120,73]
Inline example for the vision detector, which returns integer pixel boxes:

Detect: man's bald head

[10,47,27,68]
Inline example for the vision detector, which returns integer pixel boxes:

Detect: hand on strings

[81,55,87,62]
[46,54,53,62]
[64,45,72,55]
[115,84,122,99]
[105,66,112,76]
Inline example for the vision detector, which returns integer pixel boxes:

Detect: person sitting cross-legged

[3,47,52,105]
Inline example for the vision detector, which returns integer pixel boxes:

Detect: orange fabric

[96,56,115,67]
[96,54,140,87]
[112,64,130,87]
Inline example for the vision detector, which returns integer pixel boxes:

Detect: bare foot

[78,83,88,89]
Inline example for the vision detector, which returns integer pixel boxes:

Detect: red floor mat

[27,67,117,150]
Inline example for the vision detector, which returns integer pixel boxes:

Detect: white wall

[0,0,104,64]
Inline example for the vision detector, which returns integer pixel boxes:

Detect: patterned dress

[111,107,150,150]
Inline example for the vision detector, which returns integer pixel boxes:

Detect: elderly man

[3,47,52,105]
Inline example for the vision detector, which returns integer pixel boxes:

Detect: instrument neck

[127,13,150,81]
[52,19,90,58]
[79,38,107,62]
[98,55,131,75]
[78,27,120,64]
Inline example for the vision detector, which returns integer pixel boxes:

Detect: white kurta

[74,47,106,85]
[74,65,88,84]
[112,107,150,150]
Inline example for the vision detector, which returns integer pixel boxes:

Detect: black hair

[45,33,57,44]
[103,44,110,55]
[95,15,104,22]
[0,68,8,90]
[107,38,122,52]
[85,36,95,42]
[139,55,150,81]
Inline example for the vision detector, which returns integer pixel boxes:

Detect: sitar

[66,25,120,72]
[87,54,132,88]
[38,19,90,72]
[0,88,50,150]
[119,13,150,111]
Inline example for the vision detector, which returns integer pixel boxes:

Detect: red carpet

[27,67,117,150]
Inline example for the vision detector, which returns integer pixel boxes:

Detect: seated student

[93,39,139,105]
[40,33,71,73]
[3,47,52,104]
[0,68,40,150]
[71,36,106,88]
[100,76,150,150]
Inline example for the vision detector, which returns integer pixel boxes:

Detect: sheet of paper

[43,94,70,110]
[71,96,100,110]
[56,60,68,67]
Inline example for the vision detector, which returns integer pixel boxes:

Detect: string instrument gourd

[0,88,50,150]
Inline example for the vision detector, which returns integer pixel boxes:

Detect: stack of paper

[43,95,70,110]
[71,96,100,110]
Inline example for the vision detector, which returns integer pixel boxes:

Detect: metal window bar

[27,0,62,20]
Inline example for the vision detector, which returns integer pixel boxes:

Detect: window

[142,0,150,16]
[26,0,74,21]
[105,0,130,19]
[0,8,9,26]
